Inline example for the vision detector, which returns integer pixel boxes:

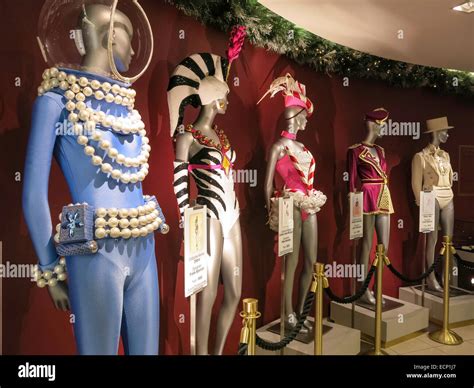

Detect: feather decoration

[225,25,247,80]
[257,73,295,105]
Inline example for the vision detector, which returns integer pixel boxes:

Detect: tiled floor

[360,323,474,355]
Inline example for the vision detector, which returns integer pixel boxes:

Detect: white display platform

[255,317,361,355]
[330,295,429,347]
[399,286,474,326]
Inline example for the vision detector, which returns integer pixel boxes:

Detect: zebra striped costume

[168,51,240,237]
[173,126,239,238]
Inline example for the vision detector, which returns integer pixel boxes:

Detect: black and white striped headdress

[167,53,229,137]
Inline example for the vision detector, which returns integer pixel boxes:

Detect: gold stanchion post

[312,262,327,355]
[351,239,359,328]
[280,255,286,356]
[240,298,261,355]
[421,232,427,307]
[364,244,388,355]
[429,236,463,345]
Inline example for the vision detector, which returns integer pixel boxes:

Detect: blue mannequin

[23,3,162,355]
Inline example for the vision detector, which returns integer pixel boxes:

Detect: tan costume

[412,116,455,293]
[412,145,453,208]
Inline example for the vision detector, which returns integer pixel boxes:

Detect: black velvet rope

[239,290,315,353]
[324,264,377,304]
[255,290,315,351]
[386,254,443,284]
[237,342,248,356]
[238,251,468,355]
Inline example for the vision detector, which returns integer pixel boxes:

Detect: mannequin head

[431,129,449,146]
[363,108,389,144]
[215,94,229,114]
[285,106,308,133]
[200,92,229,117]
[167,53,229,136]
[199,75,230,116]
[425,117,453,147]
[191,90,229,132]
[80,4,134,74]
[365,119,384,140]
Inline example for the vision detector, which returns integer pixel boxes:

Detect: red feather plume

[225,25,246,80]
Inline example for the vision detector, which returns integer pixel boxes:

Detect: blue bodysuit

[22,68,160,355]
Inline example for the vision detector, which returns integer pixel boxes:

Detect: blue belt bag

[56,203,98,256]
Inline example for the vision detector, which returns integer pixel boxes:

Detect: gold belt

[362,179,388,184]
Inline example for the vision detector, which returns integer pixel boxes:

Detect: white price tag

[278,197,294,256]
[419,191,435,233]
[349,192,364,240]
[184,206,208,297]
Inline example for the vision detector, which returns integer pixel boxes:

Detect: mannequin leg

[359,214,376,304]
[121,249,159,355]
[374,214,390,252]
[375,214,390,304]
[439,200,454,289]
[196,218,224,355]
[440,200,454,236]
[67,252,125,355]
[68,236,158,355]
[213,219,243,355]
[426,201,442,291]
[298,213,318,313]
[284,207,303,316]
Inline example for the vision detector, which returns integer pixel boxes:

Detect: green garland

[165,0,474,97]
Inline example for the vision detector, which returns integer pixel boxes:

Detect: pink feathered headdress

[257,73,314,116]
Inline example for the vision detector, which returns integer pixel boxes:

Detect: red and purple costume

[347,143,394,215]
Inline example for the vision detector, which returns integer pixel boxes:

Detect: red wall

[1,0,473,355]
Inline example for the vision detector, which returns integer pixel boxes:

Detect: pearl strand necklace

[38,67,150,184]
[38,68,136,107]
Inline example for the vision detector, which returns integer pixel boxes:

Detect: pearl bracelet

[34,257,67,288]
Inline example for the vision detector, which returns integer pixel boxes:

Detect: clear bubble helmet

[37,0,153,83]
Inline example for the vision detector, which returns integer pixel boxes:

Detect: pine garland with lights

[166,0,474,97]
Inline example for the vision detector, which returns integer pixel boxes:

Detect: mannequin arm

[264,143,282,211]
[173,133,193,224]
[347,148,358,193]
[22,94,62,270]
[411,153,423,206]
[447,152,453,187]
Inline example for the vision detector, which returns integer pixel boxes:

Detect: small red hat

[365,107,389,124]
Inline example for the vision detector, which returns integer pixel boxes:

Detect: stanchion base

[362,348,389,356]
[429,329,463,345]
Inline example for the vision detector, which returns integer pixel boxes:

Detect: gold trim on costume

[362,179,388,184]
[378,184,394,213]
[361,182,394,215]
[363,209,392,215]
[358,147,387,179]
